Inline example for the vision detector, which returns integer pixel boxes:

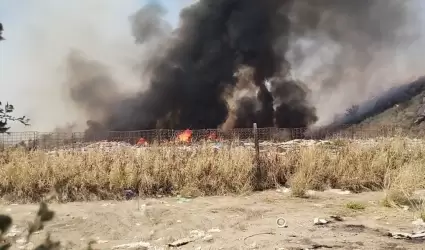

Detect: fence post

[253,123,259,162]
[158,129,162,145]
[253,123,262,190]
[33,132,37,150]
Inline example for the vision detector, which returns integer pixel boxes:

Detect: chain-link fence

[0,124,423,150]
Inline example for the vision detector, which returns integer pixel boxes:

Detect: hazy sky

[0,0,192,131]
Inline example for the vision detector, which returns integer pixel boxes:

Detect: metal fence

[0,124,423,150]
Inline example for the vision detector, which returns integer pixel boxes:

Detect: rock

[313,218,329,225]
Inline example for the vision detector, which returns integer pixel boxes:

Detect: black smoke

[66,0,416,132]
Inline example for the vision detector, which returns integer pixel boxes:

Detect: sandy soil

[1,190,424,250]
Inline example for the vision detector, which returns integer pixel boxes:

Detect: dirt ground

[1,190,424,250]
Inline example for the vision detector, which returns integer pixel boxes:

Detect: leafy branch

[0,102,30,133]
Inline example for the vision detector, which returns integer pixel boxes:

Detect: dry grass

[0,137,425,204]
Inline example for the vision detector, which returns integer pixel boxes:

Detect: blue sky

[0,0,185,28]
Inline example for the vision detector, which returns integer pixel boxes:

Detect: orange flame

[177,129,193,143]
[136,137,148,146]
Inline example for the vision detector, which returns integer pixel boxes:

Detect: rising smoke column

[68,0,417,132]
[98,0,317,131]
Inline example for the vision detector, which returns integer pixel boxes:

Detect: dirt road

[1,190,423,249]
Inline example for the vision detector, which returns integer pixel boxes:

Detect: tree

[0,23,29,133]
[0,102,30,133]
[0,22,4,40]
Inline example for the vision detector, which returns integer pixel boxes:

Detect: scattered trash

[249,242,257,249]
[276,187,291,193]
[190,230,206,239]
[207,228,221,233]
[306,190,316,196]
[412,218,425,227]
[176,195,192,203]
[168,237,195,247]
[326,189,351,195]
[17,242,33,250]
[176,220,182,223]
[243,232,276,247]
[96,240,109,244]
[310,243,341,249]
[15,238,26,245]
[313,218,329,225]
[330,215,344,222]
[139,204,147,210]
[388,230,425,240]
[124,189,137,200]
[168,230,206,247]
[101,203,115,207]
[203,234,213,242]
[276,217,288,228]
[112,241,151,249]
[5,225,21,237]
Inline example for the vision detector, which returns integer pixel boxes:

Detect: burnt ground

[1,190,424,249]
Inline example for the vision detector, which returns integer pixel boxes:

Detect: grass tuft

[345,201,366,211]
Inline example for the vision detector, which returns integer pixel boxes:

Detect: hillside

[327,76,425,136]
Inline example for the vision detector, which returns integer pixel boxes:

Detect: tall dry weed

[0,138,424,202]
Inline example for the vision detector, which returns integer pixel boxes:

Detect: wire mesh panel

[0,132,38,148]
[1,125,424,150]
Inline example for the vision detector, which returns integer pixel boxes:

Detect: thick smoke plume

[64,0,424,132]
[72,0,318,131]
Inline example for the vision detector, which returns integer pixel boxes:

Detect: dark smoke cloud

[67,0,418,133]
[129,2,172,44]
[104,0,316,130]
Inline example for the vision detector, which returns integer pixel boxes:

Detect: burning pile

[177,129,193,143]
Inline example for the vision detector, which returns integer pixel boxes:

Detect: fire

[136,137,148,146]
[177,129,193,143]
